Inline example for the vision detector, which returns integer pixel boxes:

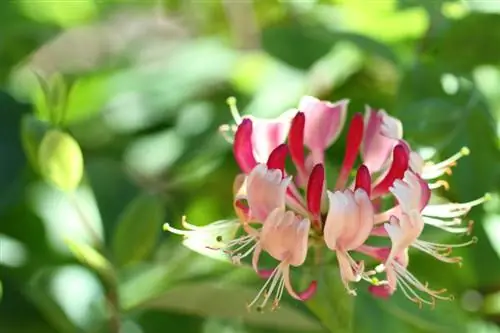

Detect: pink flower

[299,96,348,164]
[166,96,487,311]
[324,166,374,294]
[361,107,402,173]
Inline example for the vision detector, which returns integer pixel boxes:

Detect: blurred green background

[2,0,500,332]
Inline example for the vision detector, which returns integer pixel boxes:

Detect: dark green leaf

[112,194,165,268]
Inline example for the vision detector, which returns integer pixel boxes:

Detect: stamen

[163,223,188,236]
[218,124,236,144]
[412,237,477,265]
[423,217,472,234]
[393,261,453,307]
[429,180,450,191]
[422,193,491,218]
[247,265,284,311]
[423,147,470,176]
[226,96,242,124]
[272,278,286,311]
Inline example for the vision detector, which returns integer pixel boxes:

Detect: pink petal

[248,111,295,163]
[361,108,401,173]
[355,164,371,196]
[233,119,257,173]
[267,144,288,173]
[246,165,289,221]
[335,113,364,189]
[324,191,349,250]
[259,209,310,266]
[371,144,409,198]
[288,112,306,178]
[307,163,325,221]
[343,189,374,250]
[417,175,431,211]
[299,96,348,152]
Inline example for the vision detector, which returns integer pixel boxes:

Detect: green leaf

[63,74,109,125]
[38,129,84,192]
[141,281,323,331]
[112,194,165,268]
[17,0,97,27]
[305,267,353,333]
[32,73,68,125]
[65,238,114,282]
[262,22,334,70]
[428,13,500,73]
[354,289,468,333]
[20,114,50,173]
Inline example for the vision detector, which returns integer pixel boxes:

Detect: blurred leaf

[334,32,400,66]
[63,74,110,125]
[138,310,204,333]
[17,0,97,27]
[26,271,79,333]
[32,73,67,125]
[142,281,323,331]
[38,130,84,192]
[354,289,468,333]
[305,265,353,332]
[339,0,427,42]
[65,239,114,282]
[112,194,164,268]
[20,114,50,173]
[428,13,500,73]
[262,22,334,70]
[397,0,458,10]
[464,0,500,13]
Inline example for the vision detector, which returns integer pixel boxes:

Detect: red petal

[307,163,325,219]
[257,268,274,279]
[233,119,257,173]
[335,113,364,189]
[299,280,318,301]
[371,144,409,198]
[288,112,306,174]
[355,164,371,196]
[267,144,288,173]
[368,285,392,299]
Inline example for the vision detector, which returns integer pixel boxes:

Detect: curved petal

[299,96,348,151]
[246,164,290,221]
[344,189,374,250]
[324,190,349,250]
[362,108,402,173]
[247,110,295,163]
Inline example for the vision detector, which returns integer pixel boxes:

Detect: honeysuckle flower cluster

[165,96,488,311]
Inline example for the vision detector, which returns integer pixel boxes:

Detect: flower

[323,166,374,294]
[166,96,487,310]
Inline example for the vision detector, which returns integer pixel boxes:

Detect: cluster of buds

[165,96,488,311]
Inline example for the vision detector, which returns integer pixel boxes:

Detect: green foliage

[112,194,164,268]
[1,0,500,332]
[38,129,84,192]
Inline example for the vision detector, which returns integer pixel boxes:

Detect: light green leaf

[112,194,164,268]
[38,130,84,192]
[32,73,67,125]
[142,281,323,332]
[65,238,114,282]
[63,74,109,125]
[17,0,97,27]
